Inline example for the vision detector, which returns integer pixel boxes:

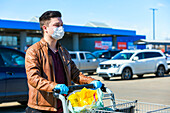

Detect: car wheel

[18,101,28,106]
[137,74,143,78]
[102,77,110,80]
[156,65,165,77]
[121,68,133,80]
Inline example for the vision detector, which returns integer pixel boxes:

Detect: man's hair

[39,11,62,32]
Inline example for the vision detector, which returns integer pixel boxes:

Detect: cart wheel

[102,77,110,80]
[121,68,133,80]
[156,65,165,77]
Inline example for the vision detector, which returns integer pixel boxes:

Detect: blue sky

[0,0,170,41]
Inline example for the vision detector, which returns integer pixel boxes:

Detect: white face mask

[51,26,65,40]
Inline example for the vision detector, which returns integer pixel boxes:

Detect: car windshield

[92,51,106,58]
[112,52,134,60]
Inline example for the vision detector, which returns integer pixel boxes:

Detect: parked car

[92,49,122,61]
[165,55,170,73]
[0,46,28,105]
[97,49,168,80]
[163,51,170,73]
[69,51,100,74]
[166,58,170,73]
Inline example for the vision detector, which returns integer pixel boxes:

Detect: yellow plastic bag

[68,88,98,107]
[68,88,104,113]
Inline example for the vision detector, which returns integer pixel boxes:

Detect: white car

[97,49,168,80]
[164,51,170,72]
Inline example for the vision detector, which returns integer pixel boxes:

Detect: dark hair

[39,11,62,32]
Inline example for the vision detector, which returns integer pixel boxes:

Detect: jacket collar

[40,38,61,49]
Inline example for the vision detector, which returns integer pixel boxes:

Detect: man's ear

[42,25,48,33]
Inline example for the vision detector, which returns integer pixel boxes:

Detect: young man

[25,11,103,113]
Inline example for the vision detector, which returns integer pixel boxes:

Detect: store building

[0,19,146,52]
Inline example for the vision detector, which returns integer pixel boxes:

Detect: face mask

[51,26,65,40]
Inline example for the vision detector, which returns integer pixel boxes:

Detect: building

[0,19,146,52]
[134,39,170,52]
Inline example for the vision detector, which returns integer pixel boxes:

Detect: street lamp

[150,8,158,40]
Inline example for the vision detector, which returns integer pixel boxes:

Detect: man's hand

[54,84,69,94]
[90,80,103,90]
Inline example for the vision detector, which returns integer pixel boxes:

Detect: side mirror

[133,56,139,61]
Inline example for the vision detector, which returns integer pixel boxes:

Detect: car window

[101,52,110,59]
[92,51,104,58]
[110,51,121,57]
[136,53,144,60]
[85,53,96,60]
[70,53,77,59]
[152,52,163,57]
[79,53,85,60]
[0,48,25,67]
[112,52,134,60]
[144,52,162,59]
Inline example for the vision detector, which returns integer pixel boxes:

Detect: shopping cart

[53,84,137,113]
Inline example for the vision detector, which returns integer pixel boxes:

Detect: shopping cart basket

[114,99,170,113]
[53,84,137,113]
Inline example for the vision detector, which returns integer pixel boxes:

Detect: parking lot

[93,74,170,105]
[0,74,170,113]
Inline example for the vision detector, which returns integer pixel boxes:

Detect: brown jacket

[25,38,95,111]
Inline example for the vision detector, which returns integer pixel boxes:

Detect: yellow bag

[68,88,104,113]
[68,87,98,107]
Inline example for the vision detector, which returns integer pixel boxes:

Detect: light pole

[150,8,158,40]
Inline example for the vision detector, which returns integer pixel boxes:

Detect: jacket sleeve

[70,57,95,84]
[25,47,57,92]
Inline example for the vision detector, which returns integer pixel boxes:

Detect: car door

[132,52,147,73]
[0,48,28,98]
[85,53,100,70]
[78,52,89,70]
[0,54,6,99]
[70,53,80,69]
[144,52,157,72]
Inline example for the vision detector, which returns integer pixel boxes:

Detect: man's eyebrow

[53,22,60,24]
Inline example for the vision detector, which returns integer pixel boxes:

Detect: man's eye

[54,25,60,27]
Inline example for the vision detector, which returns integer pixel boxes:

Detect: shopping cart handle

[53,84,107,93]
[68,84,95,92]
[53,84,95,93]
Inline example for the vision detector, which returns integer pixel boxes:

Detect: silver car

[69,51,100,75]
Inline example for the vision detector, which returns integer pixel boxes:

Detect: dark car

[92,49,122,60]
[0,46,28,105]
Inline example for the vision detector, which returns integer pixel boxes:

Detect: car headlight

[113,64,121,68]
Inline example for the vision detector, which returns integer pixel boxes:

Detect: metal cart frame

[53,84,137,113]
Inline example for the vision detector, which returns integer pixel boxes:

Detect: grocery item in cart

[68,88,104,112]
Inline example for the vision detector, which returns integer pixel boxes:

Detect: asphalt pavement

[91,74,170,105]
